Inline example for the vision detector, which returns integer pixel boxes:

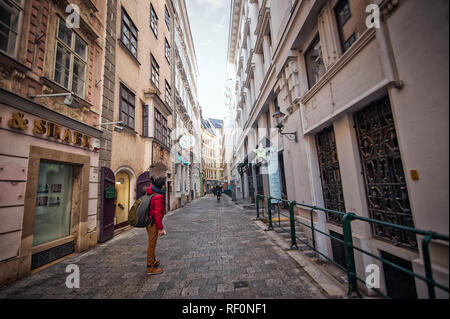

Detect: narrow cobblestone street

[0,195,326,299]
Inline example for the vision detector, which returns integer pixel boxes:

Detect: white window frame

[0,0,24,57]
[53,17,88,98]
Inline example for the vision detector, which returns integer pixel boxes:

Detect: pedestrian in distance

[145,176,167,275]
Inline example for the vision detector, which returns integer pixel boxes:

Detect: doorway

[114,171,130,229]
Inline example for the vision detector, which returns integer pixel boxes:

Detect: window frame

[164,6,170,30]
[151,54,160,89]
[150,4,158,38]
[154,108,170,148]
[165,80,171,106]
[334,0,355,53]
[304,35,326,89]
[165,37,171,64]
[0,0,24,57]
[54,16,88,98]
[119,83,136,130]
[120,7,138,59]
[142,104,149,137]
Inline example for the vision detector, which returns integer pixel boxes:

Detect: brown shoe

[146,267,164,276]
[147,259,160,268]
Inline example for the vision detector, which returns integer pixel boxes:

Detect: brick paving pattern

[0,196,326,299]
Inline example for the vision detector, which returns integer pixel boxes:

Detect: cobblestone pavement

[0,195,326,299]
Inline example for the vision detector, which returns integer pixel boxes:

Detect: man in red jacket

[146,176,166,275]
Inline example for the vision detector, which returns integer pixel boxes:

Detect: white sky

[185,0,231,120]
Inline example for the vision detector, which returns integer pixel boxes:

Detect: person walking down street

[146,176,166,275]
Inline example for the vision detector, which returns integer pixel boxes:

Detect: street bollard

[342,212,361,298]
[289,201,298,250]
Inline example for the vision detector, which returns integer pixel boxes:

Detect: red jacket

[146,185,165,230]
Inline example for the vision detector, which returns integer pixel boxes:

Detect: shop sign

[105,185,117,199]
[7,111,92,150]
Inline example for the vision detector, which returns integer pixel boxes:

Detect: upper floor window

[0,0,23,56]
[121,8,138,58]
[305,36,326,89]
[151,54,160,89]
[335,0,351,27]
[150,4,158,37]
[334,0,365,53]
[119,83,135,129]
[154,108,170,148]
[165,6,170,30]
[142,104,149,137]
[55,17,87,97]
[165,80,171,106]
[165,38,170,64]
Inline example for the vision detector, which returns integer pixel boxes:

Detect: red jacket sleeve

[152,195,165,230]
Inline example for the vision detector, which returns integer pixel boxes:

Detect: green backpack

[128,194,157,228]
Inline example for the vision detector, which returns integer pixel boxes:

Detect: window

[343,33,356,51]
[335,0,351,27]
[154,108,170,148]
[121,8,138,58]
[0,0,23,56]
[142,104,149,137]
[150,4,158,37]
[54,17,87,97]
[151,54,160,89]
[165,38,170,64]
[305,36,326,89]
[165,81,171,106]
[119,83,135,129]
[165,6,170,30]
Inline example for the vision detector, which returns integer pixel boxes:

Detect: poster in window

[36,196,48,207]
[51,184,62,193]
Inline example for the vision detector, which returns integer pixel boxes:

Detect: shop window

[120,7,138,58]
[305,36,326,89]
[119,83,135,129]
[55,17,87,97]
[0,0,23,56]
[33,162,74,247]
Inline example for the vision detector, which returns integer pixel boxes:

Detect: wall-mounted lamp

[273,106,297,143]
[29,92,79,108]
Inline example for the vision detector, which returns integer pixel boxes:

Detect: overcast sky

[185,0,231,121]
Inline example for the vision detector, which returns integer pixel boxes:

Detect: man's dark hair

[154,177,166,189]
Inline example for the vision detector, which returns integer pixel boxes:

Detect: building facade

[226,0,449,298]
[201,117,224,194]
[170,0,201,209]
[0,0,106,286]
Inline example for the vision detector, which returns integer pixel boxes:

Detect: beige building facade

[225,0,449,298]
[201,117,224,193]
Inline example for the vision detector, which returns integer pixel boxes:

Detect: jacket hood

[146,185,165,196]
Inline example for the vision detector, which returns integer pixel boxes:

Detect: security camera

[114,125,123,133]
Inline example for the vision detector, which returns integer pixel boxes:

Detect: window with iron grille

[165,37,170,64]
[151,54,160,89]
[315,125,345,226]
[354,96,416,249]
[121,7,138,58]
[0,0,23,57]
[150,4,158,38]
[142,104,149,137]
[54,17,87,97]
[165,6,170,30]
[119,83,135,129]
[165,80,171,106]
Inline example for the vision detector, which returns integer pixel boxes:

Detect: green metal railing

[255,194,449,299]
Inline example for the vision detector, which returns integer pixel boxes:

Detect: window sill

[121,125,138,135]
[40,76,93,108]
[118,39,141,67]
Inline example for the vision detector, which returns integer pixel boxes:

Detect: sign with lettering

[105,185,116,199]
[6,111,93,150]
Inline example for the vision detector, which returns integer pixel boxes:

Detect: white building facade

[226,0,449,298]
[171,0,202,209]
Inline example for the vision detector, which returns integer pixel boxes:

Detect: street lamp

[273,107,297,143]
[94,121,125,133]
